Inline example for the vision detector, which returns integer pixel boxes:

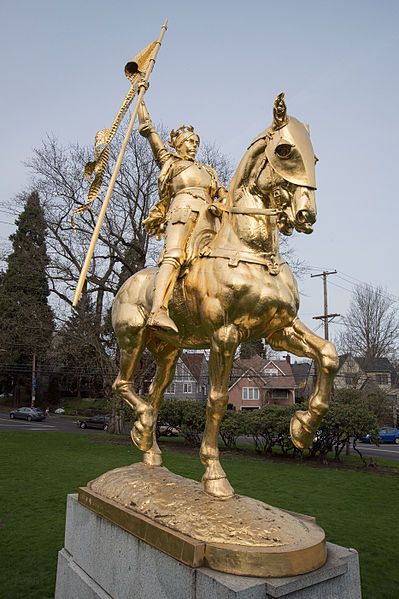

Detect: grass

[0,433,398,598]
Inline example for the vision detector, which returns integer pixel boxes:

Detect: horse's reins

[215,204,281,217]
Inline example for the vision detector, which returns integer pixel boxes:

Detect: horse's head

[253,93,317,236]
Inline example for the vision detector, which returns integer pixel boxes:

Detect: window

[264,368,279,377]
[375,374,389,385]
[345,374,357,386]
[166,383,175,394]
[183,382,192,393]
[240,406,260,411]
[242,387,259,400]
[271,389,288,398]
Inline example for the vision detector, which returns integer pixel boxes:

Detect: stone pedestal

[55,494,362,598]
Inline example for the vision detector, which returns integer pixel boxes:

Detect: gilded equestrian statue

[111,93,338,499]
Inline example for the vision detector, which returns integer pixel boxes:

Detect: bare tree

[17,131,237,430]
[337,284,399,361]
[5,126,308,426]
[6,130,162,431]
[199,141,234,187]
[24,130,160,315]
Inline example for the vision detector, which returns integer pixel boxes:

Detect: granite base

[55,494,362,599]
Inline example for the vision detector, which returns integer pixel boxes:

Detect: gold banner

[72,40,157,224]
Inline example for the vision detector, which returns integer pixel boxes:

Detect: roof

[181,352,207,382]
[357,357,395,373]
[229,357,296,390]
[338,353,396,374]
[338,353,353,368]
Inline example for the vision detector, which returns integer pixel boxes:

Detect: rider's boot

[147,260,180,334]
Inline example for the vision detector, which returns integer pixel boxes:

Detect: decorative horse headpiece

[253,93,317,190]
[169,125,200,150]
[272,92,289,130]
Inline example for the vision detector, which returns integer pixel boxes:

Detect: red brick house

[228,355,296,411]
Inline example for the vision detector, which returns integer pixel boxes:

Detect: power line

[329,281,355,295]
[307,265,399,299]
[311,270,340,340]
[336,273,399,303]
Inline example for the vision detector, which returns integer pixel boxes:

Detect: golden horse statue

[112,94,338,499]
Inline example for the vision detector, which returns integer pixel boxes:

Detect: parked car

[77,415,109,431]
[159,424,179,437]
[9,407,46,422]
[54,408,65,414]
[361,427,399,444]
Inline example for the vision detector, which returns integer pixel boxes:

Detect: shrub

[158,399,206,446]
[247,406,283,454]
[220,411,249,448]
[61,398,109,416]
[308,392,379,461]
[157,393,379,464]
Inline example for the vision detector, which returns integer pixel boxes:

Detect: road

[0,412,105,433]
[353,442,399,461]
[1,411,399,461]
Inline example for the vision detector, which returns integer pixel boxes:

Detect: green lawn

[0,433,398,598]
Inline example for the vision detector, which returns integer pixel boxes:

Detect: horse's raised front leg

[267,318,338,449]
[143,340,181,467]
[112,325,154,453]
[201,325,239,499]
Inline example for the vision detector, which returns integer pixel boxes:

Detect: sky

[1,0,399,341]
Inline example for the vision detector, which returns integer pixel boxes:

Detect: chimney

[285,354,291,364]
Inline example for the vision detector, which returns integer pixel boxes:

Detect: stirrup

[147,309,179,334]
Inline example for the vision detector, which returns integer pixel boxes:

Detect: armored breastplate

[171,161,213,194]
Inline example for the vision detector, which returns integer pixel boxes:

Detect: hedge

[157,396,379,461]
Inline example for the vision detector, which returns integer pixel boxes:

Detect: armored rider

[138,101,227,334]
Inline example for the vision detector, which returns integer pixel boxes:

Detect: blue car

[361,427,399,444]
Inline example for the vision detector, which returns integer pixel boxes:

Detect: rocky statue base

[55,467,362,598]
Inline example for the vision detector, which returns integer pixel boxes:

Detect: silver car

[9,407,46,422]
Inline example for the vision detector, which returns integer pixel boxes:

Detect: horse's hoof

[131,424,153,452]
[131,405,155,452]
[203,477,235,500]
[290,411,315,450]
[143,450,163,467]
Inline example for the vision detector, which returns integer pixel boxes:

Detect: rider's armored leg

[147,257,181,334]
[147,215,198,334]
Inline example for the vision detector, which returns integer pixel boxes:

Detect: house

[335,354,367,390]
[357,357,397,392]
[335,354,399,424]
[164,351,208,400]
[228,355,296,411]
[335,354,396,392]
[291,360,312,402]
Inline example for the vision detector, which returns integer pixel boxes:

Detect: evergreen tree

[0,191,54,402]
[239,339,266,360]
[54,292,101,399]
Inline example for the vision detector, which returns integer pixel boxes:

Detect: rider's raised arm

[138,101,169,167]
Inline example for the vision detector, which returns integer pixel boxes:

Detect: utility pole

[31,353,36,408]
[311,271,340,340]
